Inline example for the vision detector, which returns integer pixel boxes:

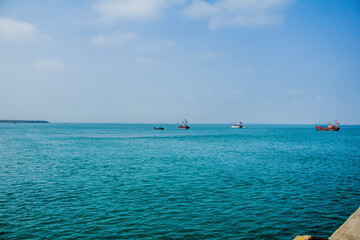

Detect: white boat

[231,122,243,128]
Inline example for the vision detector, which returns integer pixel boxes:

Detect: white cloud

[0,18,50,42]
[93,0,188,22]
[315,96,323,102]
[34,58,67,71]
[184,1,218,18]
[184,0,293,29]
[93,0,166,22]
[89,31,138,45]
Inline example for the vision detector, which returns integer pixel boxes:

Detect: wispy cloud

[93,0,188,23]
[233,90,244,99]
[201,51,228,60]
[93,0,162,22]
[184,0,293,29]
[136,39,177,53]
[89,31,176,54]
[202,51,218,60]
[186,95,196,101]
[315,96,323,102]
[34,58,67,71]
[136,56,156,65]
[0,18,50,42]
[242,66,254,73]
[89,31,138,45]
[287,88,302,96]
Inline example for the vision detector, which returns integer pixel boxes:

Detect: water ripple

[1,124,359,239]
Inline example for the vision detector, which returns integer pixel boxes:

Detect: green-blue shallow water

[1,124,360,239]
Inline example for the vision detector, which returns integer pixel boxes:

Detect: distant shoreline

[0,120,49,123]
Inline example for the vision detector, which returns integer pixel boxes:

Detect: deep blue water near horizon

[1,124,359,239]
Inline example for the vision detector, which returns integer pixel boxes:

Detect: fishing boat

[231,122,243,128]
[153,126,164,130]
[315,120,340,131]
[177,119,190,129]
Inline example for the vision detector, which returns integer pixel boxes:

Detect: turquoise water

[1,124,359,239]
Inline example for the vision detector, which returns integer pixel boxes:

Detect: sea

[1,123,359,239]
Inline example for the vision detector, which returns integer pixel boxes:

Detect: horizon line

[1,120,359,125]
[41,121,360,125]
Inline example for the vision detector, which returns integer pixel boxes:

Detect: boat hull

[177,119,190,129]
[315,126,340,131]
[231,125,242,128]
[154,127,164,130]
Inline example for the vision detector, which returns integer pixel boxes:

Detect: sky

[0,0,359,124]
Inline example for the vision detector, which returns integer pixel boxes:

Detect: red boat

[177,119,190,129]
[315,121,340,131]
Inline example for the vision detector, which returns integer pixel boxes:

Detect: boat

[177,119,190,129]
[315,120,340,131]
[153,126,164,130]
[231,122,243,128]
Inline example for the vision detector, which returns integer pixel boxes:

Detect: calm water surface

[1,124,360,239]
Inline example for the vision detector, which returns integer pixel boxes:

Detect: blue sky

[0,0,359,124]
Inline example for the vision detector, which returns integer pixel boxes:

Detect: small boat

[177,119,190,129]
[154,126,164,130]
[231,122,243,128]
[315,121,340,131]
